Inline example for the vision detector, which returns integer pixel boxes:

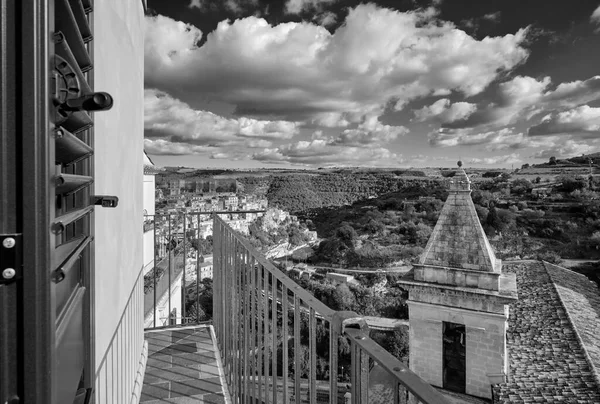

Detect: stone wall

[409,315,443,387]
[408,301,509,399]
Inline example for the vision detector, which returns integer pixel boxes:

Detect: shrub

[536,251,562,264]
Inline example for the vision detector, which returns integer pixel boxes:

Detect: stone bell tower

[398,162,517,399]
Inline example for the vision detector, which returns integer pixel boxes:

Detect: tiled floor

[141,325,228,404]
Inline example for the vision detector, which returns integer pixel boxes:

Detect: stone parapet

[398,272,517,315]
[414,264,501,291]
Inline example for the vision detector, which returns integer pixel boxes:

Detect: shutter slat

[55,173,93,196]
[54,236,92,278]
[60,111,93,134]
[55,0,92,72]
[55,33,92,94]
[53,236,86,270]
[81,0,92,13]
[55,128,93,166]
[68,0,93,43]
[52,206,94,235]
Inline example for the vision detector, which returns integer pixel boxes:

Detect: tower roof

[419,167,500,272]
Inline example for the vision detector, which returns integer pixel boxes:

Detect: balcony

[141,213,450,403]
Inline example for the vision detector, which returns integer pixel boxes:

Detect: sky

[144,0,600,169]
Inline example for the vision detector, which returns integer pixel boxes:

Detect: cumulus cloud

[531,140,595,159]
[145,6,530,125]
[252,140,399,166]
[413,99,477,123]
[144,138,213,155]
[312,116,408,146]
[314,11,337,26]
[482,12,501,23]
[592,6,600,30]
[540,75,600,108]
[285,0,338,14]
[443,75,552,129]
[467,153,521,165]
[144,89,299,156]
[188,0,258,14]
[528,105,600,137]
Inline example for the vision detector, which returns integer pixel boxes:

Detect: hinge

[0,234,23,285]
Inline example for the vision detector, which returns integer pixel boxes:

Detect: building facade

[399,167,518,399]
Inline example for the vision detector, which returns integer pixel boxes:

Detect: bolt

[2,238,15,248]
[2,268,16,279]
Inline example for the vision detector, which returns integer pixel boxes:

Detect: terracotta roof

[492,262,600,403]
[419,168,501,272]
[544,262,600,381]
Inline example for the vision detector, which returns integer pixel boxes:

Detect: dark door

[443,322,466,393]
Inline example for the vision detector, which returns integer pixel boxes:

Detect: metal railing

[212,215,450,404]
[143,210,267,328]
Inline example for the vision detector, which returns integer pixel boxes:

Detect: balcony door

[0,1,111,403]
[443,322,466,394]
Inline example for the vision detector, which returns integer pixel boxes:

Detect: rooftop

[493,261,600,403]
[419,168,500,273]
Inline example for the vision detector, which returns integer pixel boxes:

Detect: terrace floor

[141,325,229,404]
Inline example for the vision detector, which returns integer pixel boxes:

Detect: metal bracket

[91,195,119,208]
[331,311,369,337]
[1,234,23,285]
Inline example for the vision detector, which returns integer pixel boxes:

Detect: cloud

[482,12,501,23]
[429,127,516,147]
[312,116,408,146]
[144,89,299,155]
[528,105,600,137]
[188,0,258,14]
[144,138,213,155]
[145,6,530,125]
[592,6,600,30]
[252,140,399,166]
[540,75,600,108]
[467,153,521,165]
[413,99,477,123]
[285,0,338,14]
[531,140,595,159]
[443,75,552,129]
[314,11,337,26]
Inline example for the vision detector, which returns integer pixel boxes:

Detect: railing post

[182,213,187,323]
[332,312,369,404]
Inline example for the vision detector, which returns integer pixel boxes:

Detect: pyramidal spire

[419,162,501,273]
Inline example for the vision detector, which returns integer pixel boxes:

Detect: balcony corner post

[332,311,369,338]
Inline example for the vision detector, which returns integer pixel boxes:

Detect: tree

[336,224,357,246]
[557,175,587,193]
[521,163,530,169]
[510,178,533,195]
[486,204,502,233]
[549,156,557,165]
[332,284,356,311]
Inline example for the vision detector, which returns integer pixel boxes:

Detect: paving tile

[169,377,223,397]
[144,366,201,384]
[167,395,207,403]
[172,352,218,367]
[147,355,173,370]
[198,393,226,403]
[140,381,170,402]
[143,327,225,403]
[155,342,199,356]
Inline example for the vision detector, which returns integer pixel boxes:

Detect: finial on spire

[457,160,463,168]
